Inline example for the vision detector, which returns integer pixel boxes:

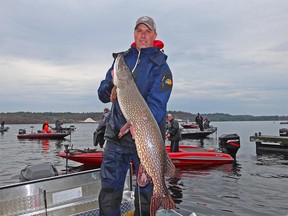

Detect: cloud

[0,0,288,115]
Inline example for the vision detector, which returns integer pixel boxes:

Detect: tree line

[0,112,102,124]
[0,111,288,124]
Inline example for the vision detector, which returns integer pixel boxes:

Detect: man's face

[134,24,157,50]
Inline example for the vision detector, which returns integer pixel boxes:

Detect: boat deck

[0,169,134,216]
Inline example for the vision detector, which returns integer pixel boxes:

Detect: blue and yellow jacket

[98,41,173,146]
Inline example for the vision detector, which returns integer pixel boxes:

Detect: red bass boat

[58,145,234,168]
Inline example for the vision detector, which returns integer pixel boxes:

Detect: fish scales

[113,54,175,215]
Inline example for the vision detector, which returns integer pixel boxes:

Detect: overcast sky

[1,0,287,116]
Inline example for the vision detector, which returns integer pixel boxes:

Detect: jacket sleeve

[147,63,173,124]
[97,64,114,103]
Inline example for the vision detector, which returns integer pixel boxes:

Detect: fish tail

[162,192,175,210]
[150,193,175,216]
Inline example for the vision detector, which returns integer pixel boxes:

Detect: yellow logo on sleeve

[165,79,172,85]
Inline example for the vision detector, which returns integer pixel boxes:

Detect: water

[0,121,287,216]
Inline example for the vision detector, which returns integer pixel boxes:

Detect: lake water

[0,121,287,216]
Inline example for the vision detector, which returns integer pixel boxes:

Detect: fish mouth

[114,56,133,83]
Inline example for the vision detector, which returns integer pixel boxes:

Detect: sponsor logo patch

[161,71,173,92]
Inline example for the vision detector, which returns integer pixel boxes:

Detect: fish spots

[114,54,175,215]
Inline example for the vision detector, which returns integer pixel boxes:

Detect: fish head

[113,54,133,88]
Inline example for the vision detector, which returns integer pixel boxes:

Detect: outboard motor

[18,129,26,134]
[218,133,240,159]
[279,128,288,136]
[19,162,58,182]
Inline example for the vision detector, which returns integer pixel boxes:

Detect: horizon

[1,111,288,117]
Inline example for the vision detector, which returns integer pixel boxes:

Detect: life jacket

[131,39,164,50]
[43,124,49,132]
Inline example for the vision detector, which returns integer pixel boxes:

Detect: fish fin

[130,124,135,140]
[162,192,175,210]
[118,121,131,138]
[165,153,176,178]
[110,86,117,103]
[137,164,152,187]
[150,193,175,216]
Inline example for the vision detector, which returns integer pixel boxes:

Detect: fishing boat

[167,146,234,167]
[279,128,288,136]
[58,145,234,168]
[17,130,70,140]
[0,166,196,216]
[181,126,217,139]
[0,127,9,132]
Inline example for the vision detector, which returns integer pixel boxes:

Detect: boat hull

[0,127,9,132]
[58,145,234,168]
[17,132,70,139]
[181,123,198,129]
[181,127,217,139]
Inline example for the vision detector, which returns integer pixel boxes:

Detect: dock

[250,133,288,155]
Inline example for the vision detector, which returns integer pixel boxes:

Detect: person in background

[203,118,210,129]
[0,121,4,129]
[55,119,63,132]
[94,108,110,148]
[166,113,181,152]
[97,16,173,215]
[42,120,50,133]
[195,113,204,131]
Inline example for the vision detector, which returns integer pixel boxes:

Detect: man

[195,113,204,131]
[55,119,63,132]
[94,108,110,148]
[97,16,173,216]
[166,114,181,152]
[0,121,4,129]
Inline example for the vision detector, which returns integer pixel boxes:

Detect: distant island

[0,111,288,124]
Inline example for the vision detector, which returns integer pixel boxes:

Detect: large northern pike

[113,53,175,216]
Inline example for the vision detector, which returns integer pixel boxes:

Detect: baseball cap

[135,16,156,31]
[167,114,173,118]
